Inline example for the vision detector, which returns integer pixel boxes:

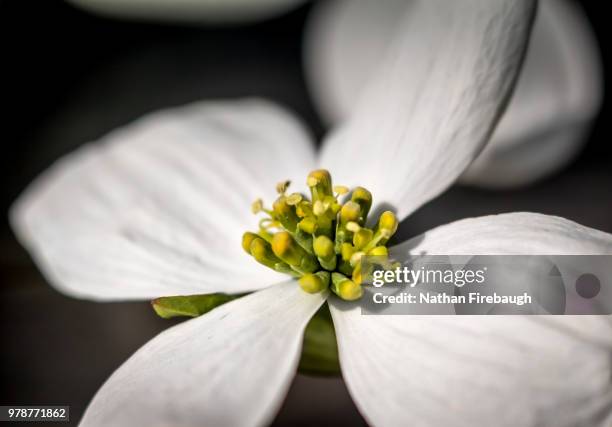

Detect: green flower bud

[298,271,330,294]
[242,232,259,254]
[351,187,372,223]
[331,272,363,301]
[307,169,333,202]
[272,232,318,273]
[314,235,336,271]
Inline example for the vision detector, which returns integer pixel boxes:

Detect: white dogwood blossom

[11,1,612,426]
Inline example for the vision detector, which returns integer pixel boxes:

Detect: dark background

[1,1,610,425]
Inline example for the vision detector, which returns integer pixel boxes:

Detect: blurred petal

[330,213,612,427]
[81,281,327,427]
[66,0,306,24]
[11,99,316,300]
[307,0,601,190]
[305,0,406,125]
[330,301,612,427]
[317,0,536,220]
[461,0,603,188]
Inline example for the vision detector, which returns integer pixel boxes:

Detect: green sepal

[151,293,243,319]
[298,304,340,376]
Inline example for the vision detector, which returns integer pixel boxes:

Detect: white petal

[304,0,406,126]
[331,303,612,427]
[391,212,612,256]
[330,213,612,426]
[80,281,326,427]
[11,99,316,300]
[460,0,602,188]
[317,0,536,221]
[308,0,600,192]
[66,0,305,24]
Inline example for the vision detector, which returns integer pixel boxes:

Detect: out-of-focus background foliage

[1,1,610,425]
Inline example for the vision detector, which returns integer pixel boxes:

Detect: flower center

[242,169,398,301]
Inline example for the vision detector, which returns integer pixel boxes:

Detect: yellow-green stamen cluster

[242,170,398,301]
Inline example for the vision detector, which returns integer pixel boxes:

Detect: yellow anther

[368,246,388,256]
[251,198,263,214]
[362,211,399,253]
[314,234,336,271]
[333,185,349,195]
[313,200,328,216]
[250,237,280,268]
[307,169,333,202]
[346,221,361,233]
[272,232,318,273]
[341,243,355,261]
[242,232,259,254]
[331,272,363,301]
[276,180,291,194]
[378,211,398,235]
[339,280,362,300]
[272,232,298,263]
[351,187,372,222]
[350,251,365,267]
[314,235,335,259]
[340,201,361,224]
[307,169,331,187]
[298,217,318,234]
[298,271,330,294]
[353,228,373,250]
[286,193,302,205]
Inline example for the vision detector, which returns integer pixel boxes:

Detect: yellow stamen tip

[250,238,268,261]
[298,217,318,234]
[298,272,329,294]
[350,251,365,267]
[313,200,327,216]
[276,180,291,194]
[251,199,263,214]
[339,279,363,301]
[286,193,302,205]
[333,185,349,195]
[307,169,331,186]
[249,237,283,270]
[242,232,259,254]
[313,235,334,259]
[379,211,398,234]
[272,231,293,256]
[353,228,373,249]
[346,221,361,233]
[341,243,355,261]
[340,201,361,223]
[352,187,372,202]
[368,246,389,256]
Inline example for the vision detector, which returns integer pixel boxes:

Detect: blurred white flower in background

[65,0,602,188]
[65,0,306,24]
[305,0,603,188]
